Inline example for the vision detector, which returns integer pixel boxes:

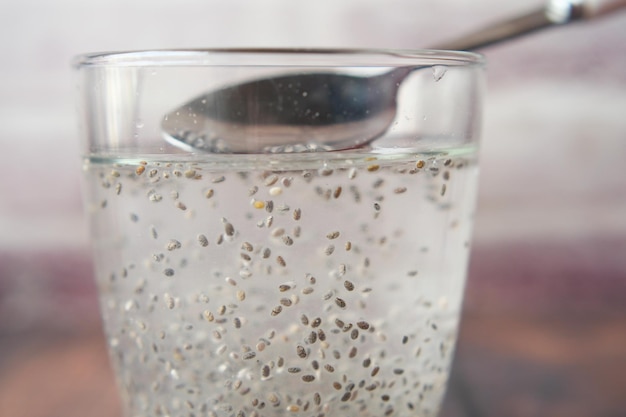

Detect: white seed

[237,290,246,301]
[264,174,279,186]
[326,231,340,240]
[271,228,285,238]
[203,310,214,322]
[269,187,282,196]
[164,293,175,309]
[167,239,182,251]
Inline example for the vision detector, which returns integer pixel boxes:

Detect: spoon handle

[434,0,626,51]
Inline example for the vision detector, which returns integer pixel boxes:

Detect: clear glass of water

[74,49,485,417]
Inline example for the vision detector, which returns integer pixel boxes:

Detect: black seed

[296,345,307,358]
[302,375,315,382]
[318,329,326,341]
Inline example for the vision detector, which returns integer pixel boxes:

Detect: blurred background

[0,0,625,416]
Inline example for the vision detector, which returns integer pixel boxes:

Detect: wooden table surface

[2,239,625,417]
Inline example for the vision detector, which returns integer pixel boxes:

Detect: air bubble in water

[432,66,447,82]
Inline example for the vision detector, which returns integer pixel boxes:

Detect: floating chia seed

[296,345,307,358]
[335,297,347,309]
[344,280,355,291]
[271,306,283,316]
[287,367,301,373]
[197,234,209,247]
[163,268,174,277]
[349,347,357,358]
[326,231,340,240]
[356,321,369,330]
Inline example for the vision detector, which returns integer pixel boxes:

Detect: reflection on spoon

[162,68,411,153]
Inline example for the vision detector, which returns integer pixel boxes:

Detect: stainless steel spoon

[162,0,626,153]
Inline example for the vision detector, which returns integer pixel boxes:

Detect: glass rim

[73,48,485,69]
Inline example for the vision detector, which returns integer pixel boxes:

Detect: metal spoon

[162,0,626,153]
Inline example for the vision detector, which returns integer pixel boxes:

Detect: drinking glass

[74,49,485,417]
